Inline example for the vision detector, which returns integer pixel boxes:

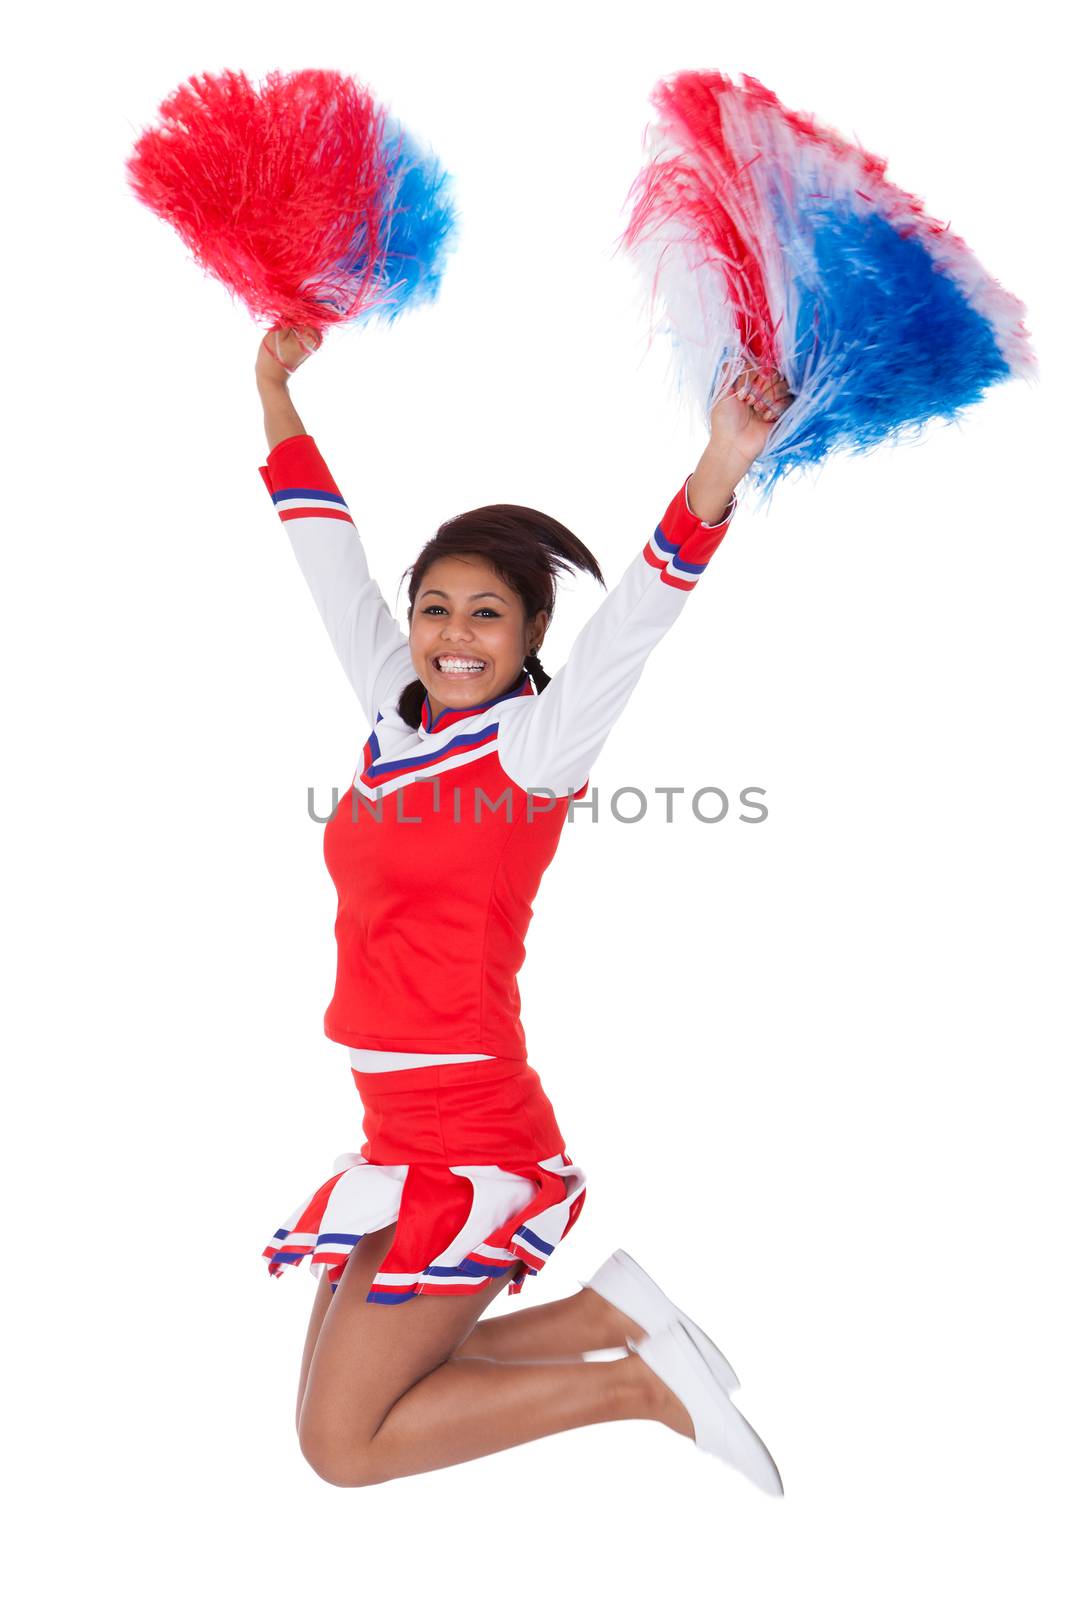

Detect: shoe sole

[631,1322,784,1496]
[674,1323,783,1495]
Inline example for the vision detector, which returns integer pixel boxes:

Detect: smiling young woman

[411,560,545,718]
[254,323,792,1493]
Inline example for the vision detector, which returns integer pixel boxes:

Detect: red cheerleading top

[259,435,735,1059]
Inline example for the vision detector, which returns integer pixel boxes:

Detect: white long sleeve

[259,434,413,727]
[260,437,736,793]
[496,476,735,795]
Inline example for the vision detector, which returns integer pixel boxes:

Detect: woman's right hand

[256,324,323,386]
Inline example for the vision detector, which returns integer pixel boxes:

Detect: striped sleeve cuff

[258,434,354,525]
[642,474,736,592]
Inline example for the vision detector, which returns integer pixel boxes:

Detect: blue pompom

[624,73,1034,499]
[333,117,458,323]
[754,199,1012,490]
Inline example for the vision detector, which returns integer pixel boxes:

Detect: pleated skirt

[262,1056,587,1304]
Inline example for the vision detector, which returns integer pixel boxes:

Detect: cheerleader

[256,324,792,1492]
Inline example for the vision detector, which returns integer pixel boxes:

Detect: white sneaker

[580,1247,741,1393]
[629,1321,784,1496]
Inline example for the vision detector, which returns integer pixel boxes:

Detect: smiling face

[409,554,548,721]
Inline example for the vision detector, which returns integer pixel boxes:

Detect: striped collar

[417,671,536,738]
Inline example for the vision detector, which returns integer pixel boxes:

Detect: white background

[4,1,1064,1594]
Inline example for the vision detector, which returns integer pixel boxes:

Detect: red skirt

[262,1057,587,1304]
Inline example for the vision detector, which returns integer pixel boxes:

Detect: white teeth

[436,656,485,673]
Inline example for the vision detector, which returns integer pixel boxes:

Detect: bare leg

[297,1234,693,1486]
[454,1283,646,1362]
[295,1269,334,1429]
[297,1251,645,1429]
[297,1239,642,1431]
[349,1349,682,1483]
[295,1222,397,1431]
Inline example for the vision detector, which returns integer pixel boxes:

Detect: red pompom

[126,68,395,329]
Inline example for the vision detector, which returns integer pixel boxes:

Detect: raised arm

[497,369,793,795]
[255,328,412,725]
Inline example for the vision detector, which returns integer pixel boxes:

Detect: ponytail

[523,649,551,693]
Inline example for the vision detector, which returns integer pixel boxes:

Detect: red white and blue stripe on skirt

[262,1057,587,1304]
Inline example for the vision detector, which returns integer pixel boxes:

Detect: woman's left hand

[686,366,794,521]
[710,366,794,473]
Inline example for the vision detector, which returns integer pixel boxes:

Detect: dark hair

[395,502,606,730]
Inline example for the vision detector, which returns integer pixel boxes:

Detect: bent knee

[298,1422,383,1489]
